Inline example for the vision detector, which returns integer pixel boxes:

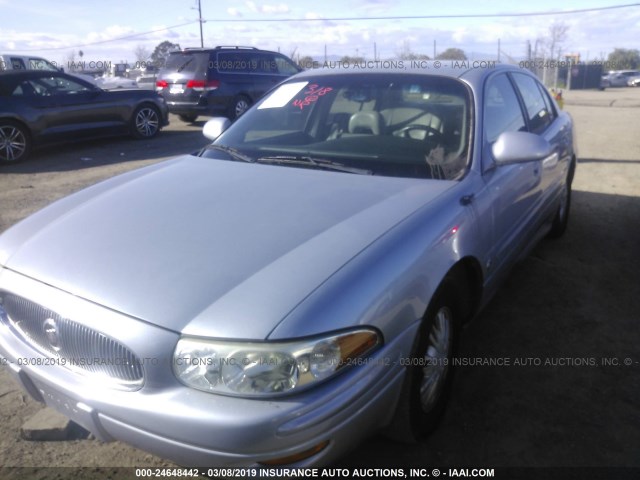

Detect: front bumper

[0,269,417,467]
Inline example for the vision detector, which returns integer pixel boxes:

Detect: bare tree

[546,22,569,59]
[134,45,151,64]
[396,41,430,60]
[66,50,77,71]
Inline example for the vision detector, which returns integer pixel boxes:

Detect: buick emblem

[43,318,61,352]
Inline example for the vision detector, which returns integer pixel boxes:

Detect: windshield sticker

[292,84,333,110]
[258,82,309,109]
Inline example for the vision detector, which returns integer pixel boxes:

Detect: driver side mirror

[492,131,553,165]
[203,117,231,141]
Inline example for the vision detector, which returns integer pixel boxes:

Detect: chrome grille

[1,293,143,390]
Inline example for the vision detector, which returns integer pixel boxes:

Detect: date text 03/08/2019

[134,467,496,478]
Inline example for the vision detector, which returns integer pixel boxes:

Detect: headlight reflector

[173,329,380,397]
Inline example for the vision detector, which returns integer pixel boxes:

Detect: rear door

[510,73,572,223]
[215,51,258,99]
[480,72,543,275]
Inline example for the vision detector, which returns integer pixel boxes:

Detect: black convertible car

[0,71,169,163]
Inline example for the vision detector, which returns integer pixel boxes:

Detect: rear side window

[537,83,557,123]
[213,51,298,75]
[216,52,255,73]
[484,73,526,143]
[11,58,26,70]
[511,73,554,134]
[28,58,58,71]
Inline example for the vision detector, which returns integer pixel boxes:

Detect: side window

[483,73,526,143]
[252,53,278,74]
[28,59,59,71]
[537,83,557,123]
[11,58,26,70]
[33,76,92,95]
[511,73,554,134]
[274,55,299,75]
[216,52,251,73]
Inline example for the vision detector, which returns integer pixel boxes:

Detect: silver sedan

[0,63,575,467]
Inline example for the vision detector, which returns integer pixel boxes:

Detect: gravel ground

[0,87,639,478]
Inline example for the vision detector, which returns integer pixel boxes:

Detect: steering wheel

[396,124,443,142]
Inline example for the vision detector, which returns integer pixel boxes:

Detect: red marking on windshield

[292,84,333,110]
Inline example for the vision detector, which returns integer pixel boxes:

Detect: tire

[548,160,575,239]
[0,121,31,164]
[131,104,161,139]
[229,96,251,120]
[178,114,198,123]
[386,281,460,442]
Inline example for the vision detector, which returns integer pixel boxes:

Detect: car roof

[289,62,522,83]
[170,46,283,55]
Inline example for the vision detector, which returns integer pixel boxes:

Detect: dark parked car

[0,70,169,163]
[155,46,301,122]
[0,64,575,467]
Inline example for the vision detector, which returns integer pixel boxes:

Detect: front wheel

[0,121,31,164]
[178,114,198,123]
[229,96,251,120]
[387,283,459,442]
[131,105,161,139]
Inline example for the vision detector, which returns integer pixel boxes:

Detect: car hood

[0,155,454,339]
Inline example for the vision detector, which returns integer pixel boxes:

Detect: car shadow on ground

[337,189,640,469]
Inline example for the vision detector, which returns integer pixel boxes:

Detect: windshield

[203,73,472,180]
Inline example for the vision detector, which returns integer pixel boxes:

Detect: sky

[1,0,639,68]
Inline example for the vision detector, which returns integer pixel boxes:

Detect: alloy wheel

[135,107,160,137]
[420,306,452,413]
[0,125,28,163]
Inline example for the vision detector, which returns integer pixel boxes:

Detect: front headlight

[173,329,381,397]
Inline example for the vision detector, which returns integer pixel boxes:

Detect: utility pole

[195,0,204,48]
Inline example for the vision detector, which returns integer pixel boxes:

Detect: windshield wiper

[255,155,372,175]
[203,144,254,163]
[176,58,194,72]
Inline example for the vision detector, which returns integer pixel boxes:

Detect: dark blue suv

[156,46,301,122]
